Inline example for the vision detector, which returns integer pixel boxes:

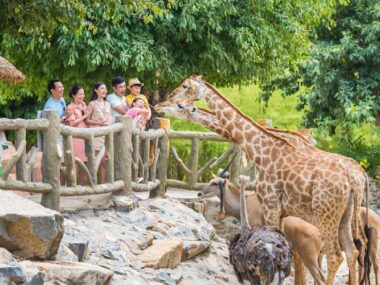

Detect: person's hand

[101,119,109,126]
[83,111,90,119]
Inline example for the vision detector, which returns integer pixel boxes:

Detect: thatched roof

[0,56,25,82]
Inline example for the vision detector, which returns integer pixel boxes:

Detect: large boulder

[0,190,64,259]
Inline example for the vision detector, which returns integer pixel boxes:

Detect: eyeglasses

[131,84,142,88]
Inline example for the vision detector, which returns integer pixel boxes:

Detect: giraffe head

[153,75,204,115]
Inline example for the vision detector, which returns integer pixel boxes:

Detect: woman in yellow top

[126,78,151,120]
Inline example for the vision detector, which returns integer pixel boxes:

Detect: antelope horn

[219,152,238,177]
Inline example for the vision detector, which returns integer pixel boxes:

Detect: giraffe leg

[339,192,359,285]
[260,196,282,227]
[315,209,344,285]
[325,241,344,285]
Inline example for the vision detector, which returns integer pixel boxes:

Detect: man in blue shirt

[44,79,66,122]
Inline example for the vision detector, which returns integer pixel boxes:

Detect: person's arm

[84,103,101,125]
[68,113,88,126]
[101,104,113,126]
[107,95,128,115]
[113,104,128,115]
[147,106,152,120]
[141,96,152,120]
[138,108,150,117]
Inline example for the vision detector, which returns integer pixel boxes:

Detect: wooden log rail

[0,113,170,211]
[167,130,241,190]
[60,119,168,198]
[0,117,52,196]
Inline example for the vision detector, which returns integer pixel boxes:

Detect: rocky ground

[1,187,379,284]
[59,196,240,285]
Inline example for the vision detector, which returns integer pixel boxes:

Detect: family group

[44,76,152,183]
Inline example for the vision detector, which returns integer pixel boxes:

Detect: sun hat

[128,78,144,88]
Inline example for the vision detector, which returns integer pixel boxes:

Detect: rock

[0,263,26,284]
[182,241,210,261]
[0,190,64,259]
[138,240,183,269]
[0,247,15,264]
[111,195,139,212]
[19,260,113,285]
[68,241,89,261]
[54,245,79,262]
[156,271,176,285]
[27,272,44,285]
[181,201,205,214]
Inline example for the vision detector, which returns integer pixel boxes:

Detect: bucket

[159,118,170,130]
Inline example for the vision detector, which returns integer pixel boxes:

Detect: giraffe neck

[190,108,232,140]
[198,82,294,171]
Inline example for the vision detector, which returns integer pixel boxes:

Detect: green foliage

[315,124,380,176]
[0,0,340,116]
[262,0,380,133]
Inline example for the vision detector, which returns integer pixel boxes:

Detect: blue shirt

[44,97,66,118]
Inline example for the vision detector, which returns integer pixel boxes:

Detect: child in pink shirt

[126,98,149,132]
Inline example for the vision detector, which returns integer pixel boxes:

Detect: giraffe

[154,76,365,285]
[157,104,370,284]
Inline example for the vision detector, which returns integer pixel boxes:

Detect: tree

[262,0,380,134]
[0,0,340,118]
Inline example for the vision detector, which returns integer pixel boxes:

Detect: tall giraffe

[155,76,364,285]
[157,104,370,284]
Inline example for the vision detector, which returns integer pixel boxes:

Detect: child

[126,78,151,120]
[127,98,149,132]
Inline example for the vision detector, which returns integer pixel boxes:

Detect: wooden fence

[166,130,242,190]
[0,110,168,211]
[0,111,244,211]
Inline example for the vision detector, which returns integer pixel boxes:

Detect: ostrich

[229,175,292,285]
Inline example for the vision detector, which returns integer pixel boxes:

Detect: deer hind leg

[294,253,307,285]
[297,241,326,285]
[353,187,367,281]
[339,191,359,285]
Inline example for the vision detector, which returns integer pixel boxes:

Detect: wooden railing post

[187,138,199,189]
[104,133,114,183]
[85,136,96,184]
[15,127,27,181]
[132,134,140,181]
[114,116,133,195]
[41,110,60,211]
[141,139,150,183]
[63,135,77,186]
[150,133,168,198]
